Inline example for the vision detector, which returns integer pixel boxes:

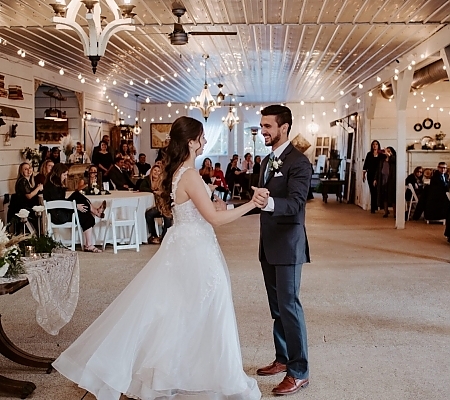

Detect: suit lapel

[265,143,293,186]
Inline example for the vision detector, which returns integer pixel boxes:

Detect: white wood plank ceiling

[0,0,449,104]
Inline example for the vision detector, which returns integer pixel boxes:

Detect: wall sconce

[84,112,92,120]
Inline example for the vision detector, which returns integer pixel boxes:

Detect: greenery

[24,233,65,254]
[0,246,25,278]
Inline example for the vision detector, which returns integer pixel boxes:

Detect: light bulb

[146,97,150,103]
[59,68,64,75]
[124,92,128,98]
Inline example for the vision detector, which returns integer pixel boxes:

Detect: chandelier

[307,114,319,135]
[222,103,239,131]
[133,94,141,135]
[189,55,219,121]
[50,0,136,73]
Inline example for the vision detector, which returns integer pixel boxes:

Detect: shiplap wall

[0,54,136,221]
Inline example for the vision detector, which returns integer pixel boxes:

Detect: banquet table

[0,251,79,398]
[66,190,154,245]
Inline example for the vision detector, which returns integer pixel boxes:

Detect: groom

[253,105,311,395]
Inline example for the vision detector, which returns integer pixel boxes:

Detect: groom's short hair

[261,105,292,135]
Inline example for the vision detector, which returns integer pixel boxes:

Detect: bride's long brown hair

[158,116,204,217]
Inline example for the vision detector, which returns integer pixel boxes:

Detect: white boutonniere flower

[93,187,100,195]
[269,158,283,172]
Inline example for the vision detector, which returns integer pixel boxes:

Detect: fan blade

[189,32,237,36]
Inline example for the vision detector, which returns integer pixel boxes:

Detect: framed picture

[35,118,69,143]
[150,123,171,149]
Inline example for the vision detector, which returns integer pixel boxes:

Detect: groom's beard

[265,130,281,147]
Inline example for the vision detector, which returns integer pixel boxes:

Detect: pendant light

[133,94,141,135]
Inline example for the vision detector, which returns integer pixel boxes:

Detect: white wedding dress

[53,167,261,400]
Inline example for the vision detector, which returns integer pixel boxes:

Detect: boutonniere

[269,157,283,172]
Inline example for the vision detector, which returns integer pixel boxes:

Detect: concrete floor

[1,194,449,400]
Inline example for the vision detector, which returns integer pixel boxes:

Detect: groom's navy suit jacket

[258,143,311,265]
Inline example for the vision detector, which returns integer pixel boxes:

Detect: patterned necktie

[264,152,274,184]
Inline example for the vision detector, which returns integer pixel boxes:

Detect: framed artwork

[35,118,69,143]
[150,123,171,149]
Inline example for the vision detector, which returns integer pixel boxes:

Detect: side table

[320,179,345,203]
[0,279,54,399]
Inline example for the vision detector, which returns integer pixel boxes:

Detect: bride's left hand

[213,194,227,211]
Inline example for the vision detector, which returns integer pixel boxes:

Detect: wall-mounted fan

[169,3,237,45]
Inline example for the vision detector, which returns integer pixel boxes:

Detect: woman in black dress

[43,163,105,253]
[93,140,113,186]
[363,140,382,213]
[375,146,396,218]
[15,162,42,211]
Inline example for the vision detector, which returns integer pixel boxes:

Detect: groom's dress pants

[261,255,308,380]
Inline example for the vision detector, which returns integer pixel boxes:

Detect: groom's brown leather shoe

[256,360,287,376]
[272,375,309,395]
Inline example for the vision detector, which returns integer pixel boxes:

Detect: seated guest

[199,157,214,184]
[49,147,61,164]
[35,159,54,186]
[136,153,151,176]
[413,162,449,221]
[109,155,135,190]
[140,164,172,244]
[225,158,248,195]
[77,165,100,191]
[253,155,261,176]
[43,163,105,253]
[405,166,424,201]
[14,163,43,228]
[69,142,91,164]
[241,152,254,171]
[212,162,228,200]
[225,154,239,177]
[39,145,51,168]
[123,158,137,177]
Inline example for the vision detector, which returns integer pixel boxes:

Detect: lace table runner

[0,251,80,335]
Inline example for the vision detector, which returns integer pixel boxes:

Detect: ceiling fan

[169,3,237,45]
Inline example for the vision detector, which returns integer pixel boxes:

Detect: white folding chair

[232,183,241,200]
[44,200,83,251]
[406,183,419,221]
[102,197,140,254]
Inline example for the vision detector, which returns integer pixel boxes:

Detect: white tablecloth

[83,191,154,245]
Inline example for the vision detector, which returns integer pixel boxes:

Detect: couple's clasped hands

[251,186,270,208]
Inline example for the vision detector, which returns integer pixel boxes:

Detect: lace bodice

[171,167,211,225]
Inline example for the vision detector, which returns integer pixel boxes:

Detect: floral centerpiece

[86,182,100,195]
[21,147,41,169]
[434,131,446,150]
[60,134,75,162]
[0,220,27,278]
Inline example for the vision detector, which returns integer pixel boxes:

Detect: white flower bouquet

[0,220,27,278]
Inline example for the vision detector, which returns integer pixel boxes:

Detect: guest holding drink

[199,157,215,184]
[15,162,43,222]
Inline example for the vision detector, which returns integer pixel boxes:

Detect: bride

[53,116,263,400]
